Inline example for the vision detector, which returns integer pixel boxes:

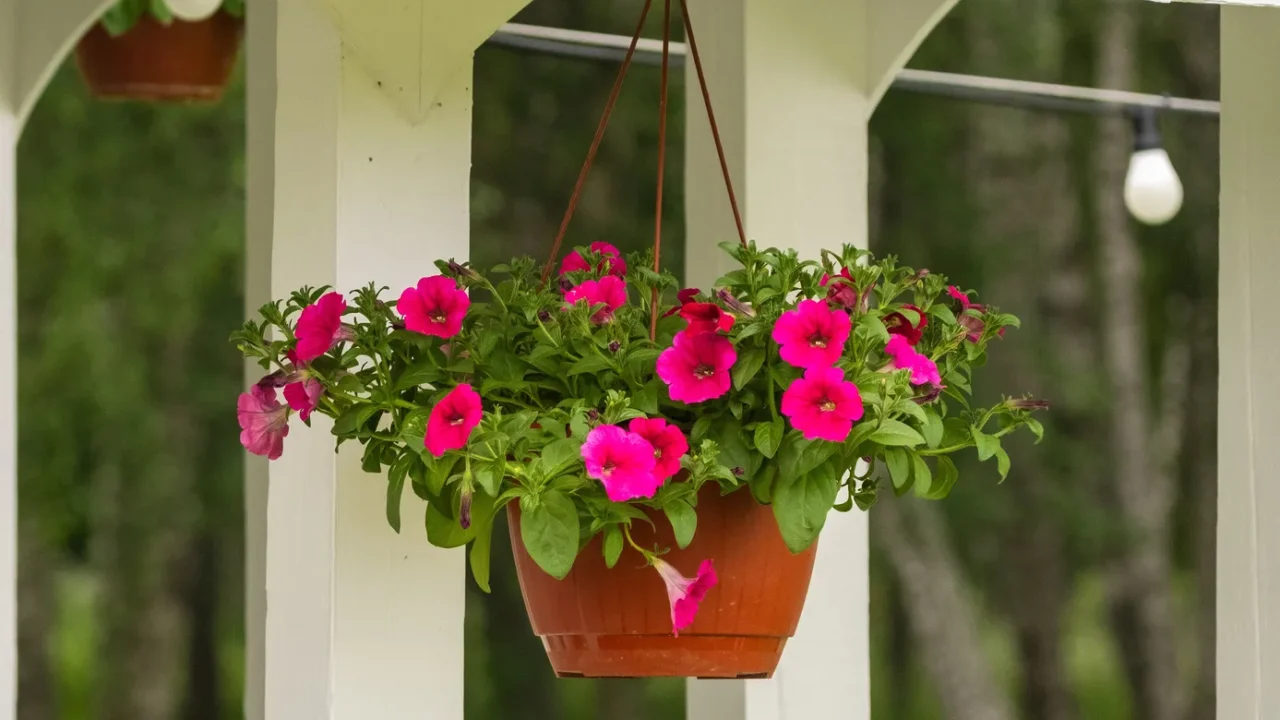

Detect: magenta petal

[425,384,482,457]
[582,425,659,501]
[655,559,718,636]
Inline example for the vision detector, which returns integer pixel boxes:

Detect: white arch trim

[13,0,117,130]
[867,0,963,109]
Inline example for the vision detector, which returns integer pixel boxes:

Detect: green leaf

[423,455,459,496]
[1026,418,1045,444]
[395,361,441,390]
[713,420,758,481]
[519,491,580,579]
[869,420,925,448]
[731,349,766,390]
[922,408,944,449]
[884,448,911,490]
[858,313,891,344]
[691,416,714,443]
[773,459,841,553]
[921,456,958,500]
[386,454,413,533]
[664,500,698,549]
[474,464,501,496]
[777,434,838,481]
[567,355,614,376]
[846,420,879,455]
[753,418,785,459]
[632,382,659,415]
[894,398,928,425]
[911,453,933,497]
[425,492,493,548]
[750,462,778,504]
[486,347,529,383]
[469,516,495,592]
[995,446,1011,481]
[930,304,957,325]
[361,441,384,473]
[603,525,624,568]
[333,404,380,436]
[972,427,1000,461]
[541,438,583,477]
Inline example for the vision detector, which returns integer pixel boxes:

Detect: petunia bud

[587,409,600,422]
[458,489,473,530]
[732,466,745,477]
[1007,397,1050,411]
[537,309,552,323]
[715,289,756,318]
[559,277,575,294]
[608,341,621,353]
[256,369,291,388]
[447,260,481,281]
[911,383,944,405]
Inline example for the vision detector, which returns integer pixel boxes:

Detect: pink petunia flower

[294,292,348,364]
[283,377,323,423]
[772,299,852,369]
[656,331,737,404]
[564,275,628,323]
[885,335,943,386]
[238,385,290,460]
[629,417,689,483]
[780,366,864,442]
[679,302,735,336]
[819,267,859,309]
[581,425,660,502]
[946,285,1004,342]
[654,558,718,636]
[883,304,928,346]
[560,241,628,278]
[400,276,470,339]
[425,384,483,457]
[662,287,702,317]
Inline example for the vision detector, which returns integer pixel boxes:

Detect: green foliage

[235,243,1044,587]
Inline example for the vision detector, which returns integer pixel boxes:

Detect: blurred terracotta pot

[75,12,243,102]
[508,484,818,678]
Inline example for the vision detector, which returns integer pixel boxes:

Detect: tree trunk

[1094,4,1184,718]
[962,4,1080,718]
[17,518,57,720]
[873,497,1014,720]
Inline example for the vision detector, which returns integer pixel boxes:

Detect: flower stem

[622,524,656,564]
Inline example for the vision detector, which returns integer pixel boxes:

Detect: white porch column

[243,0,275,716]
[1218,7,1280,718]
[0,2,18,714]
[258,0,519,716]
[683,1,957,718]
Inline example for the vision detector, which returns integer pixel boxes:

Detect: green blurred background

[14,0,1219,718]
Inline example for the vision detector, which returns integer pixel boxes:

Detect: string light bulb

[1124,106,1184,226]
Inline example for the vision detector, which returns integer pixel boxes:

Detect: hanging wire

[488,23,1221,119]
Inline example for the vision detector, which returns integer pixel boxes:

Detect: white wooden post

[1218,6,1280,718]
[683,1,958,717]
[257,1,528,717]
[243,0,276,717]
[0,3,18,714]
[263,2,470,717]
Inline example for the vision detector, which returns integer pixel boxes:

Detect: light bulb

[1124,149,1183,225]
[1124,107,1183,226]
[163,0,223,21]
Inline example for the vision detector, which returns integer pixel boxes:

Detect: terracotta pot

[75,12,243,102]
[508,485,818,678]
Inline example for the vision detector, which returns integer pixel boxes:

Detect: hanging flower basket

[75,9,244,102]
[231,0,1047,679]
